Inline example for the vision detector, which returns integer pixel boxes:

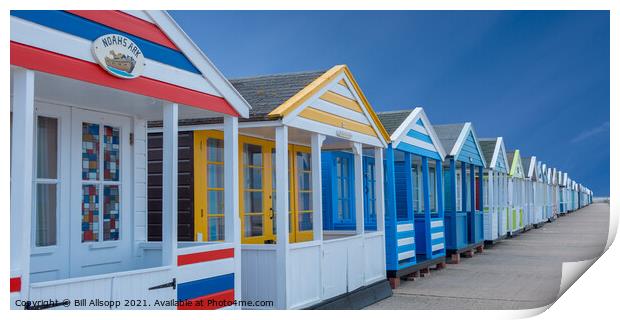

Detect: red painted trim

[177,248,234,266]
[10,277,21,293]
[11,42,238,117]
[65,10,179,50]
[177,289,235,310]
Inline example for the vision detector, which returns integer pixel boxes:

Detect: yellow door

[194,131,314,244]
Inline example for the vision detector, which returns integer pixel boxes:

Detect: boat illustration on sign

[92,34,145,79]
[105,50,137,75]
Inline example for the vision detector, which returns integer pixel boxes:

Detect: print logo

[92,34,146,79]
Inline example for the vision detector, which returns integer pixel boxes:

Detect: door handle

[269,207,274,219]
[149,278,176,290]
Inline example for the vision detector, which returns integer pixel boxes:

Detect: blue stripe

[431,237,444,245]
[396,141,441,160]
[406,129,434,145]
[11,10,200,74]
[398,243,415,253]
[177,273,234,301]
[416,118,424,127]
[397,230,415,239]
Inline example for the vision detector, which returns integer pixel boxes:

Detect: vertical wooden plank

[374,148,385,233]
[162,102,178,267]
[311,134,325,241]
[275,125,289,309]
[436,159,444,219]
[384,145,398,270]
[421,156,431,257]
[10,68,35,303]
[223,116,240,300]
[352,142,364,234]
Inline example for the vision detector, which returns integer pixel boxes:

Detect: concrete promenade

[367,202,610,309]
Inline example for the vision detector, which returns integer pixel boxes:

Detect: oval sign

[92,34,146,79]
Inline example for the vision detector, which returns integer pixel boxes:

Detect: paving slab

[366,202,610,310]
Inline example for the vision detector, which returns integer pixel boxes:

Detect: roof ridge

[376,108,416,115]
[229,69,328,82]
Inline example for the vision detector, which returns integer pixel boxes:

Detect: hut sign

[92,34,146,79]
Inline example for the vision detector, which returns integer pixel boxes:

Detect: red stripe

[65,10,179,50]
[10,277,21,293]
[11,42,238,117]
[177,289,234,310]
[177,248,234,266]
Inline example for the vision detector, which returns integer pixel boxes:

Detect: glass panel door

[241,142,267,243]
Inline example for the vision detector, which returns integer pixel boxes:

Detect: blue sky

[171,10,610,196]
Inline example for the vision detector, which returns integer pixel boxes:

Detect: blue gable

[456,131,484,166]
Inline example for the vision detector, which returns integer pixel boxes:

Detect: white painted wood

[122,10,155,23]
[321,241,348,299]
[30,102,71,283]
[374,147,385,233]
[274,125,289,309]
[175,258,234,284]
[11,68,35,304]
[311,133,325,241]
[398,251,415,260]
[389,108,447,160]
[397,223,414,232]
[241,247,277,309]
[10,17,220,97]
[311,98,370,124]
[430,220,444,228]
[352,142,364,234]
[397,238,414,246]
[398,134,438,153]
[363,233,385,284]
[347,239,364,291]
[162,102,178,267]
[326,81,355,99]
[147,11,251,118]
[223,116,240,300]
[288,244,321,309]
[133,119,148,244]
[287,117,383,147]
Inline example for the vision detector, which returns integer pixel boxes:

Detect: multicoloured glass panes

[103,126,120,181]
[82,184,99,242]
[82,123,100,180]
[103,185,120,241]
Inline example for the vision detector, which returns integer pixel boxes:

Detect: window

[81,122,121,242]
[456,170,462,212]
[429,167,437,213]
[243,143,264,238]
[34,116,59,247]
[412,165,420,214]
[270,149,292,236]
[465,170,472,212]
[297,151,313,232]
[206,138,225,241]
[336,154,352,223]
[363,157,376,230]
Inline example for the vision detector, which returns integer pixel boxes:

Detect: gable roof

[478,137,508,172]
[479,139,496,165]
[433,122,487,167]
[522,155,538,180]
[377,108,447,160]
[229,70,327,121]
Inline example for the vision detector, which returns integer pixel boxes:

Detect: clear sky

[170,10,610,196]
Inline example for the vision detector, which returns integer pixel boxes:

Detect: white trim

[431,243,445,251]
[10,17,221,98]
[121,10,155,23]
[147,11,251,118]
[339,75,388,147]
[398,250,415,261]
[451,122,487,168]
[396,223,414,232]
[397,237,414,246]
[431,232,444,240]
[398,135,438,153]
[311,134,325,242]
[287,117,383,147]
[389,108,447,160]
[326,81,355,100]
[312,98,369,124]
[430,220,443,228]
[489,138,500,169]
[274,125,289,309]
[161,102,178,267]
[223,116,240,301]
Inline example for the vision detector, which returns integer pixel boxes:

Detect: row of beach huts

[10,10,593,310]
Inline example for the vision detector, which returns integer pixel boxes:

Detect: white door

[30,103,71,283]
[70,109,132,278]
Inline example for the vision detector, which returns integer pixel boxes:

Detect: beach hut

[524,156,545,227]
[149,65,392,309]
[478,138,509,242]
[551,168,560,217]
[376,108,447,287]
[506,151,526,235]
[9,10,252,309]
[433,123,487,262]
[558,171,567,215]
[521,155,535,230]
